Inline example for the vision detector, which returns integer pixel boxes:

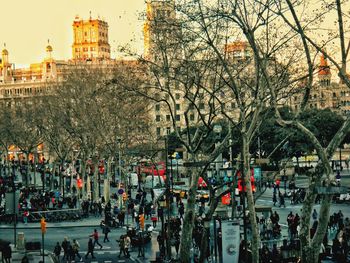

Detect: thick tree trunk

[93,158,99,202]
[299,184,316,262]
[104,157,112,203]
[81,161,87,198]
[179,167,200,263]
[242,134,260,263]
[199,194,220,263]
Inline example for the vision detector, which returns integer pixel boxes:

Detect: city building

[290,54,350,115]
[72,15,111,61]
[143,0,180,60]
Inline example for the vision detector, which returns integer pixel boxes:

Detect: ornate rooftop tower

[72,15,111,61]
[318,53,331,86]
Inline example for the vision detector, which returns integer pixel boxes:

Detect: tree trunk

[306,195,332,263]
[199,195,219,263]
[179,167,200,263]
[104,157,112,203]
[93,158,99,202]
[299,180,316,262]
[242,134,260,263]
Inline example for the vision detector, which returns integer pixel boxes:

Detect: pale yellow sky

[0,0,146,66]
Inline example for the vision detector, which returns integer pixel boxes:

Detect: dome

[46,45,53,52]
[2,49,8,56]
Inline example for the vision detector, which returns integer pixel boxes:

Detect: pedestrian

[3,244,11,263]
[179,201,185,220]
[151,209,158,228]
[118,235,126,258]
[53,242,61,262]
[174,233,180,255]
[124,235,131,258]
[90,229,103,249]
[137,231,144,257]
[23,209,29,224]
[272,192,277,206]
[103,224,110,242]
[72,239,82,261]
[61,236,70,261]
[279,192,285,208]
[67,244,75,262]
[157,233,165,256]
[85,238,96,259]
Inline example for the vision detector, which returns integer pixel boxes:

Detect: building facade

[72,15,111,61]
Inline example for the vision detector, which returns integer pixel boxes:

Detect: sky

[0,0,146,66]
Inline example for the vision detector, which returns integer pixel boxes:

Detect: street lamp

[213,125,223,179]
[158,197,166,258]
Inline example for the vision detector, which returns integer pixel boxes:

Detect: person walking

[53,242,61,262]
[151,209,158,228]
[90,229,103,249]
[124,235,131,258]
[118,235,126,258]
[85,238,96,259]
[137,231,144,258]
[61,237,70,262]
[72,239,82,261]
[178,201,185,220]
[3,244,12,263]
[102,224,110,242]
[272,192,277,206]
[279,192,285,208]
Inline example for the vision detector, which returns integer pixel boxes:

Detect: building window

[333,92,337,98]
[166,115,170,121]
[189,104,194,110]
[166,127,171,134]
[190,114,195,121]
[176,104,180,110]
[221,103,225,111]
[199,103,205,109]
[156,115,161,122]
[75,48,80,52]
[175,93,180,100]
[155,104,160,111]
[231,102,236,109]
[156,127,161,136]
[175,115,180,121]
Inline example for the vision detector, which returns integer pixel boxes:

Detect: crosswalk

[59,248,136,263]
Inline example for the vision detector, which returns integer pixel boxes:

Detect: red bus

[136,161,166,179]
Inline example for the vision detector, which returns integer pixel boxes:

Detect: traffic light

[122,192,127,202]
[40,218,47,234]
[139,214,145,230]
[77,178,83,189]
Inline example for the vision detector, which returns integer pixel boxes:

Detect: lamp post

[159,198,166,258]
[213,124,223,180]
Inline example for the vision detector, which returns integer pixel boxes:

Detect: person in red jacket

[90,229,103,249]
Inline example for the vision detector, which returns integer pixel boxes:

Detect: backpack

[73,241,80,251]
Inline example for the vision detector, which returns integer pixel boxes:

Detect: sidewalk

[10,246,54,263]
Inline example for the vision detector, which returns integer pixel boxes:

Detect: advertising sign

[221,221,240,263]
[253,167,261,181]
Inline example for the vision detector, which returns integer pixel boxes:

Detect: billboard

[221,221,240,263]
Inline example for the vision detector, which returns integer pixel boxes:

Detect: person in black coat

[53,242,61,262]
[3,244,11,263]
[85,238,96,259]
